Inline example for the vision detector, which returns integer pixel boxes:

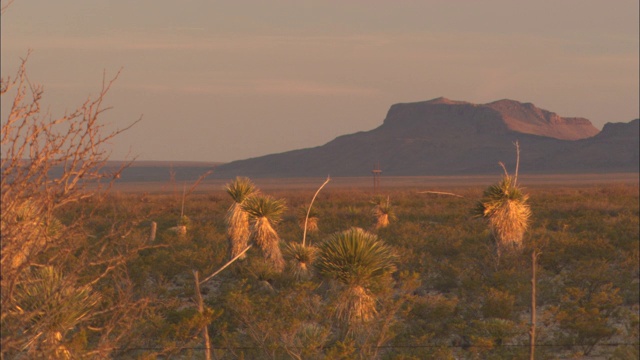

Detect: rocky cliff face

[382,97,599,140]
[484,99,599,140]
[212,98,638,178]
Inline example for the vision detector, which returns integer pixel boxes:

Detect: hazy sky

[2,0,638,162]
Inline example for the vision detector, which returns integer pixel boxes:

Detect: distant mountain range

[210,98,638,178]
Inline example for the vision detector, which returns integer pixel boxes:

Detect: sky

[2,0,638,163]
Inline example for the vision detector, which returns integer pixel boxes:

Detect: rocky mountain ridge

[211,98,638,178]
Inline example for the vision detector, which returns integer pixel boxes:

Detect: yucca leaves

[284,242,318,280]
[225,177,256,204]
[316,227,396,325]
[225,179,288,271]
[241,195,285,223]
[12,266,100,357]
[475,175,531,252]
[242,195,287,272]
[224,177,257,260]
[316,227,396,287]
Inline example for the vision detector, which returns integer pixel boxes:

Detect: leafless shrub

[1,54,155,358]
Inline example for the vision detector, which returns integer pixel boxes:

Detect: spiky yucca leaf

[317,228,396,326]
[225,177,256,204]
[13,266,100,357]
[243,195,287,272]
[284,242,317,280]
[474,175,531,251]
[241,196,285,224]
[316,227,396,287]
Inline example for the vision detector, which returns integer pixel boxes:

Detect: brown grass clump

[252,217,285,272]
[226,202,251,258]
[333,285,378,325]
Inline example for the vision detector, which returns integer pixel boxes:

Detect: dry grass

[252,218,285,272]
[226,202,251,259]
[333,285,377,325]
[372,196,395,229]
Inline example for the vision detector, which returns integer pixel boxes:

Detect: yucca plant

[371,196,395,229]
[224,177,257,260]
[297,205,319,234]
[11,266,100,359]
[474,174,531,255]
[284,242,317,280]
[316,227,396,326]
[242,195,287,272]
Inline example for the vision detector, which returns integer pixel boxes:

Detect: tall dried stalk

[301,176,330,246]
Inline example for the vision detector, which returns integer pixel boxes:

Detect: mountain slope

[543,119,639,173]
[213,98,637,178]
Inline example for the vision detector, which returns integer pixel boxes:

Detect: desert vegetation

[5,161,638,359]
[98,183,639,359]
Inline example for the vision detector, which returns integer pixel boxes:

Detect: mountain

[484,99,599,140]
[543,119,639,173]
[212,98,638,178]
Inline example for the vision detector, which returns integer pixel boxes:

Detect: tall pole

[372,162,381,194]
[529,249,537,360]
[193,271,211,360]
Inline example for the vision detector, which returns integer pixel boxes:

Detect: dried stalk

[302,176,330,247]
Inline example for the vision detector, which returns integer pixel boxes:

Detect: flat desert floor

[109,172,639,193]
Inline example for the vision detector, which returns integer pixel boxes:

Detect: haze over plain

[1,0,638,163]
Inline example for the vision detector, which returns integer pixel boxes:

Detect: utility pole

[372,162,382,194]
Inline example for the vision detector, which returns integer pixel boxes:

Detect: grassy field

[87,174,638,359]
[5,166,638,358]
